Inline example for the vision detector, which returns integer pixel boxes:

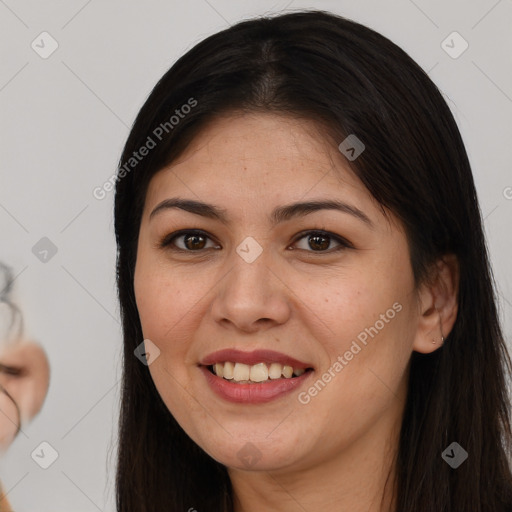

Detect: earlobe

[412,254,459,355]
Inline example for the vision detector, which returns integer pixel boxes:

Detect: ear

[412,254,459,354]
[0,341,50,429]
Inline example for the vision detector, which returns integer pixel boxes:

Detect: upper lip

[200,349,313,369]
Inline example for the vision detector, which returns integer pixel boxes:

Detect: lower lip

[200,365,313,404]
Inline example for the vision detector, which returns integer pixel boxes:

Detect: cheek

[134,254,189,341]
[311,271,399,340]
[0,393,18,450]
[134,256,214,377]
[134,264,201,421]
[311,262,415,388]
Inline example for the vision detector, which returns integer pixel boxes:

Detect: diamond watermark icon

[31,32,59,59]
[338,134,365,161]
[236,236,263,263]
[32,237,58,263]
[31,441,59,469]
[441,31,469,59]
[441,441,468,469]
[134,339,161,366]
[237,442,262,468]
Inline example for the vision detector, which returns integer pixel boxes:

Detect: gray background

[0,0,511,510]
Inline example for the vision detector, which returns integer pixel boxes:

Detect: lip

[200,365,314,404]
[200,349,313,369]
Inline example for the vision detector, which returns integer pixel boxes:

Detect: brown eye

[307,234,330,251]
[293,230,351,253]
[183,233,207,250]
[161,230,220,252]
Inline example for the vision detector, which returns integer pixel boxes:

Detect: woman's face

[134,112,424,472]
[0,341,50,452]
[0,379,19,449]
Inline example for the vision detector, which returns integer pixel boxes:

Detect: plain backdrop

[0,1,511,510]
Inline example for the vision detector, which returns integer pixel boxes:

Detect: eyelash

[0,363,22,376]
[159,228,353,255]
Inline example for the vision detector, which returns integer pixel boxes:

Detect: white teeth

[214,363,224,378]
[211,361,309,382]
[223,361,234,379]
[268,362,282,379]
[233,362,250,382]
[282,365,293,378]
[249,362,269,382]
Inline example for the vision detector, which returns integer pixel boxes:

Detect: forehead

[143,113,384,225]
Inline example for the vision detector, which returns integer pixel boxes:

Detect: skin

[134,112,459,512]
[0,340,50,511]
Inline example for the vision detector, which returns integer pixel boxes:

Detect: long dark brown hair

[114,10,512,511]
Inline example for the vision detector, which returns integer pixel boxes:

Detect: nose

[209,248,292,333]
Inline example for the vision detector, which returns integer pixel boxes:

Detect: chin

[195,429,305,472]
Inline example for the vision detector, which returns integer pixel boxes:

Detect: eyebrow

[149,198,374,228]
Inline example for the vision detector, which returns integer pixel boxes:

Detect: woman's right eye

[160,230,221,252]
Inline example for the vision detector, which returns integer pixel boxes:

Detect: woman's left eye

[291,230,352,253]
[159,229,352,254]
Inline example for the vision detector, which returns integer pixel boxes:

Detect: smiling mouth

[207,361,314,384]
